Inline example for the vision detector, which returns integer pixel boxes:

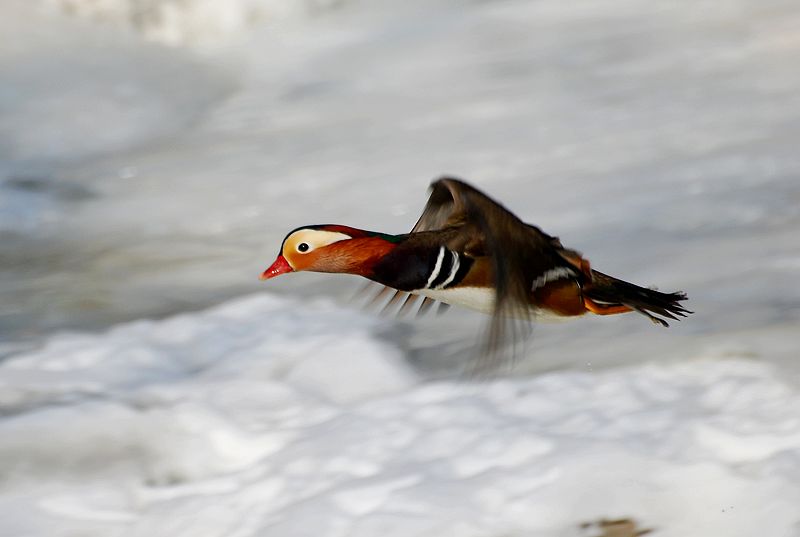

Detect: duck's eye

[297,242,310,253]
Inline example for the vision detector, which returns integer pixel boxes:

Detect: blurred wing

[413,177,574,363]
[355,282,450,318]
[410,178,461,233]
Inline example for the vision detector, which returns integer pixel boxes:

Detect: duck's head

[260,225,396,280]
[260,225,354,280]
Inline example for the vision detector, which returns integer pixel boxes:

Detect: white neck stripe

[436,251,460,289]
[426,246,446,288]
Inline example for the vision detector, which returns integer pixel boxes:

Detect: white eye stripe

[426,246,446,288]
[286,230,351,255]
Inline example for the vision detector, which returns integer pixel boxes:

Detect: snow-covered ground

[3,294,800,537]
[1,0,799,535]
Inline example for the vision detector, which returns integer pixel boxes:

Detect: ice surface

[1,0,800,535]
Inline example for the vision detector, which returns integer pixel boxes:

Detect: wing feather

[412,177,575,361]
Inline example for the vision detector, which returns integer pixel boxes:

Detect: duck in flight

[261,177,690,341]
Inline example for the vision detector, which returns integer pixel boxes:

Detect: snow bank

[1,294,798,536]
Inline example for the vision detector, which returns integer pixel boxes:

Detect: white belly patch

[413,287,568,322]
[415,287,496,314]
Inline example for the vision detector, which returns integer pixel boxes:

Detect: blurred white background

[1,1,799,535]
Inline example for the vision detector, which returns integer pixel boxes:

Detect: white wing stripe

[532,267,575,290]
[426,246,446,289]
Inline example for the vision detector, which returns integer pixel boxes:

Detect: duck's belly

[413,287,569,323]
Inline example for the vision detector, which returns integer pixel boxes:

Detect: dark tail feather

[585,270,692,327]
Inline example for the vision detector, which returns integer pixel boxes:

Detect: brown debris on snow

[580,518,655,537]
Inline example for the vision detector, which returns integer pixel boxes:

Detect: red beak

[260,255,294,280]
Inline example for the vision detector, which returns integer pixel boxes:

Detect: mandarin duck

[261,178,690,345]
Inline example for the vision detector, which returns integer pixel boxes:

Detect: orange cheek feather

[322,238,396,275]
[298,238,396,275]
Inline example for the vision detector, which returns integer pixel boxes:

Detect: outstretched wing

[410,178,463,234]
[412,177,578,361]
